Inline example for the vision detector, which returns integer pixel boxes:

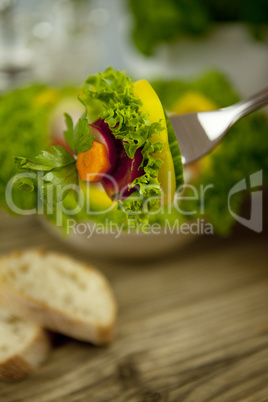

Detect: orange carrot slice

[76,141,111,182]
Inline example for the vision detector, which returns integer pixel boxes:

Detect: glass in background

[0,0,120,89]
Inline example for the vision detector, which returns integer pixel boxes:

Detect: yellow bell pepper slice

[134,80,176,203]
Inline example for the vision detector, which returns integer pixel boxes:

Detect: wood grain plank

[0,211,267,401]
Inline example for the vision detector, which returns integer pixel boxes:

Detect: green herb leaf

[64,112,94,154]
[43,163,78,203]
[15,146,75,171]
[64,113,75,151]
[15,145,78,204]
[35,146,75,168]
[15,176,35,192]
[14,157,52,171]
[73,112,94,153]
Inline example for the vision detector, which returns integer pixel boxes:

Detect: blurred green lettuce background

[129,0,268,55]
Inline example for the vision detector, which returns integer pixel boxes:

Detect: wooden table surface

[0,211,268,402]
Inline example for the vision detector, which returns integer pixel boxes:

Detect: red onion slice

[90,119,144,200]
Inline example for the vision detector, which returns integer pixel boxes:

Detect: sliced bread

[0,305,51,381]
[0,250,117,345]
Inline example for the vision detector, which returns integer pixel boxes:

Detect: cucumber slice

[164,110,184,189]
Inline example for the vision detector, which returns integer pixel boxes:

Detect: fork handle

[231,87,268,121]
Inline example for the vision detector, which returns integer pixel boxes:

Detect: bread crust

[0,327,51,381]
[0,249,117,345]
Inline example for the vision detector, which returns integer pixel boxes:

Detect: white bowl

[41,218,195,259]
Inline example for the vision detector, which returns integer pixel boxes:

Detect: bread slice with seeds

[0,250,117,345]
[0,305,51,381]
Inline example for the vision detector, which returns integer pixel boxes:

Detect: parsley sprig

[64,112,94,154]
[14,113,94,203]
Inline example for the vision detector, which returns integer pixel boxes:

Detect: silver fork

[169,88,268,165]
